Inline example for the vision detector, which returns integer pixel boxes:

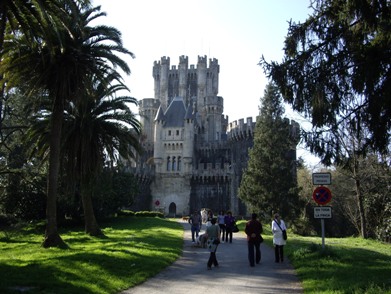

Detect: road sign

[314,206,332,218]
[313,186,332,205]
[312,173,331,185]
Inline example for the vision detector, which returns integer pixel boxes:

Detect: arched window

[178,156,182,171]
[167,156,171,171]
[172,156,176,171]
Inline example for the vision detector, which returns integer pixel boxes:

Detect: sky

[92,0,321,167]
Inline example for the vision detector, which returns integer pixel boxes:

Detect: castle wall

[151,175,191,217]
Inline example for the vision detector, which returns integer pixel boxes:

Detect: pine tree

[238,83,300,220]
[260,0,390,163]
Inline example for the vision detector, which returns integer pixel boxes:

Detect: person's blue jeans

[191,224,200,241]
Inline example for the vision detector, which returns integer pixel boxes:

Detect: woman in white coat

[271,213,287,263]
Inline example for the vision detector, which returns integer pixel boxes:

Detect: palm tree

[0,0,88,129]
[26,73,141,236]
[62,73,141,235]
[1,3,134,247]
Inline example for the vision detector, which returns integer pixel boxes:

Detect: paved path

[121,220,303,294]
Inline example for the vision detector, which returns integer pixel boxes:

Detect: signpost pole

[321,219,325,251]
[312,172,332,252]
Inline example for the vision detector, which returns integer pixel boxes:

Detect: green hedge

[118,210,164,218]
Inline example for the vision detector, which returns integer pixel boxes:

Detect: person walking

[271,213,287,263]
[245,213,263,267]
[224,211,236,243]
[188,210,201,243]
[206,218,220,270]
[217,210,226,243]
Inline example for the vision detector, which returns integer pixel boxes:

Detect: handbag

[274,220,287,240]
[232,224,239,233]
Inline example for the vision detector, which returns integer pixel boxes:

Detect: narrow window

[178,156,182,171]
[167,157,171,171]
[172,156,176,171]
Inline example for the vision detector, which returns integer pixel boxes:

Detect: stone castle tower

[136,55,299,217]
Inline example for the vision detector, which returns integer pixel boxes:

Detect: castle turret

[207,58,220,96]
[139,98,160,147]
[197,55,207,114]
[203,96,224,142]
[159,56,170,110]
[153,61,160,101]
[153,106,165,173]
[183,101,195,173]
[178,55,188,102]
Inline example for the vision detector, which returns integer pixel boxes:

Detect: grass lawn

[0,217,183,294]
[1,217,390,293]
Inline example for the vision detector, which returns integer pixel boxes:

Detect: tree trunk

[81,185,101,236]
[355,178,367,238]
[42,96,65,248]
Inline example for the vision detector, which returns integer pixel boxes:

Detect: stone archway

[168,202,177,217]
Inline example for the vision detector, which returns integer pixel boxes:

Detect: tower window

[172,156,176,171]
[167,156,171,171]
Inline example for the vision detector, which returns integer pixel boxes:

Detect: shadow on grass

[0,217,184,293]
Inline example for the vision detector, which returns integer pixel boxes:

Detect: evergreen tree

[238,83,300,221]
[260,0,390,164]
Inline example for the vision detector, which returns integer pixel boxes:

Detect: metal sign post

[314,206,332,250]
[312,173,332,251]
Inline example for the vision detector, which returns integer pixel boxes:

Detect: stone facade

[134,55,299,217]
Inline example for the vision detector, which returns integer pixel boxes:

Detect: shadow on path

[121,220,303,294]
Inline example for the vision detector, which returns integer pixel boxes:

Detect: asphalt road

[121,220,303,294]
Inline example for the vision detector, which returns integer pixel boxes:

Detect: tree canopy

[0,1,139,246]
[260,0,390,165]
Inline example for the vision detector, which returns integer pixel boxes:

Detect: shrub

[135,211,164,218]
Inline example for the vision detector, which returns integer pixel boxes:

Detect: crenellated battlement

[227,117,256,141]
[209,58,219,69]
[161,56,170,65]
[139,98,160,110]
[197,55,207,65]
[179,55,188,64]
[227,116,301,143]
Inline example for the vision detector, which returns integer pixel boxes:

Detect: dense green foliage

[261,0,391,164]
[238,83,301,221]
[0,1,141,246]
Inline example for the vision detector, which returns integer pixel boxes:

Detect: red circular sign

[312,186,332,205]
[155,200,160,206]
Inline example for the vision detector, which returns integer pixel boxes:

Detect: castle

[134,55,299,217]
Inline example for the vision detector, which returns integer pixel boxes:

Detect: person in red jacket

[245,213,264,267]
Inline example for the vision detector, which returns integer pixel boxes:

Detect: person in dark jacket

[245,213,263,267]
[224,211,236,243]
